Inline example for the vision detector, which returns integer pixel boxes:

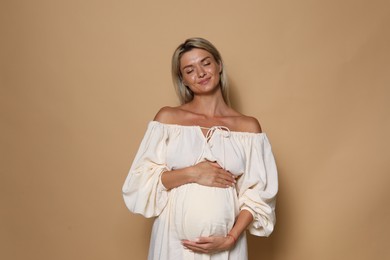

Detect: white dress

[122,121,278,260]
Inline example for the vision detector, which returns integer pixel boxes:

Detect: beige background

[1,0,389,259]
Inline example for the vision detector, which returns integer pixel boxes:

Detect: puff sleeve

[122,122,170,218]
[236,134,278,237]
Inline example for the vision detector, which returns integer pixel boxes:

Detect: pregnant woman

[122,37,278,260]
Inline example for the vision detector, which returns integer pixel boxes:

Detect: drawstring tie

[204,126,231,142]
[197,126,231,169]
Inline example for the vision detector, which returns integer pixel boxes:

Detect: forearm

[161,167,195,190]
[229,209,253,241]
[182,209,254,253]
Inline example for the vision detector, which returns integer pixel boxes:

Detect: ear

[218,61,223,73]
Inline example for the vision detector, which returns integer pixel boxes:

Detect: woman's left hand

[182,235,235,254]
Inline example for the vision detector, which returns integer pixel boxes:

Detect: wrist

[226,233,237,246]
[186,165,198,183]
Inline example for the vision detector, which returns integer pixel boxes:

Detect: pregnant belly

[171,183,237,240]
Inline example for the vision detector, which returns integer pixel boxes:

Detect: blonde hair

[171,37,230,105]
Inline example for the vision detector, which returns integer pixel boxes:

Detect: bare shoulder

[153,106,180,124]
[233,115,262,133]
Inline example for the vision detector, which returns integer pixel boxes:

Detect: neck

[188,91,229,118]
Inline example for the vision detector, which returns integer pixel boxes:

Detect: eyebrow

[181,56,211,70]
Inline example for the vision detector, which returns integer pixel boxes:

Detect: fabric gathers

[122,121,278,260]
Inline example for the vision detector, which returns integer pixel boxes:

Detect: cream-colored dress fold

[122,121,278,260]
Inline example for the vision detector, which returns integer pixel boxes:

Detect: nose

[198,67,206,78]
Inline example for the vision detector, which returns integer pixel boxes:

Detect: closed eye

[202,58,211,66]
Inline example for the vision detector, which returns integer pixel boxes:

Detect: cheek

[208,65,220,75]
[209,67,220,80]
[182,74,195,85]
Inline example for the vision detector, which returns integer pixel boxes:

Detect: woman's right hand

[189,161,236,188]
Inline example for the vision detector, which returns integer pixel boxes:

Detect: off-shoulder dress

[122,121,278,260]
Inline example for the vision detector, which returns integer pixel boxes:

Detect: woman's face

[180,48,222,96]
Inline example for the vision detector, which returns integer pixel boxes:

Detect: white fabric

[122,121,278,260]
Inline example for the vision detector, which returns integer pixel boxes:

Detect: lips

[198,78,211,85]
